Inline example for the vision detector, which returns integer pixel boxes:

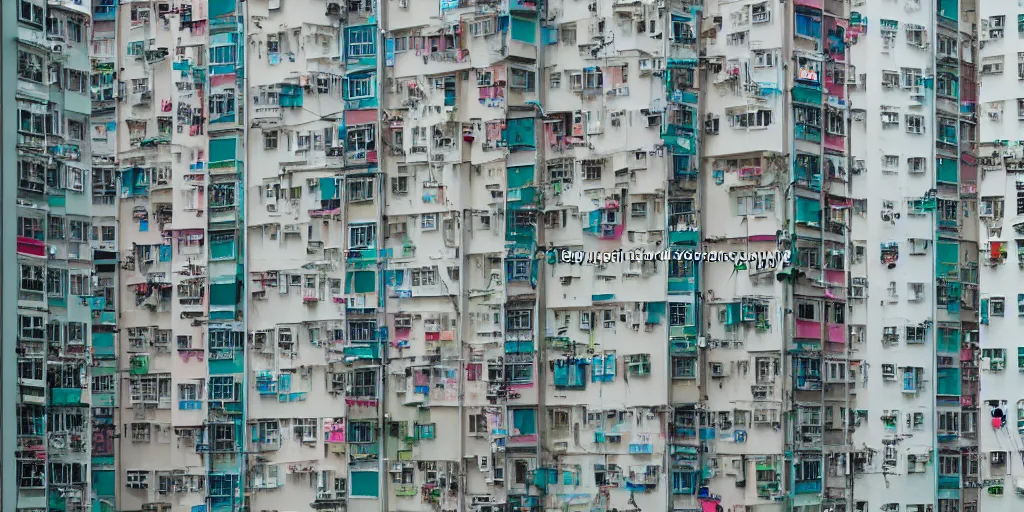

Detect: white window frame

[348,224,376,248]
[411,268,438,287]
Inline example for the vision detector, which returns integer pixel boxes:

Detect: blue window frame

[347,26,376,58]
[902,367,918,393]
[553,360,586,389]
[414,423,436,439]
[346,76,373,99]
[209,474,238,497]
[506,258,531,281]
[795,13,822,39]
[209,376,235,400]
[671,471,697,494]
[591,353,617,382]
[210,45,237,65]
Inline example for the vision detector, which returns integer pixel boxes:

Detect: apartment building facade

[8,0,107,510]
[0,1,994,512]
[978,0,1024,507]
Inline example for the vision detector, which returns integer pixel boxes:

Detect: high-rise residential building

[8,0,102,510]
[1,0,997,511]
[978,0,1024,507]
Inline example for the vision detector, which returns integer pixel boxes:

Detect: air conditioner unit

[398,0,408,7]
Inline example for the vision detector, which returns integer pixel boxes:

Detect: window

[794,105,821,127]
[17,216,44,241]
[346,125,375,154]
[19,109,45,135]
[507,310,532,330]
[348,320,377,342]
[209,376,235,401]
[582,160,603,180]
[507,259,530,281]
[905,326,926,344]
[736,189,775,215]
[348,224,376,248]
[391,176,408,195]
[67,19,83,42]
[505,355,533,383]
[263,130,278,150]
[468,413,488,433]
[125,470,149,489]
[127,40,145,57]
[20,265,44,293]
[411,268,438,286]
[670,303,689,325]
[347,178,374,202]
[69,273,90,296]
[67,119,85,140]
[881,155,900,171]
[510,68,536,91]
[65,69,88,93]
[19,1,44,26]
[549,71,561,88]
[20,315,45,340]
[131,423,152,442]
[631,202,648,217]
[348,421,375,443]
[902,367,920,393]
[17,51,43,82]
[18,461,45,488]
[178,383,199,401]
[560,23,577,44]
[583,68,603,89]
[209,91,235,117]
[47,268,66,297]
[602,309,616,329]
[880,111,900,128]
[346,26,376,57]
[210,45,237,65]
[796,302,817,321]
[421,213,438,230]
[905,114,924,134]
[826,110,844,136]
[730,109,773,128]
[352,370,377,397]
[794,459,821,481]
[753,49,776,67]
[469,17,495,37]
[937,74,956,97]
[672,357,697,379]
[346,76,372,99]
[991,297,1005,316]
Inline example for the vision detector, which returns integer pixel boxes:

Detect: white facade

[978,0,1024,506]
[50,2,993,512]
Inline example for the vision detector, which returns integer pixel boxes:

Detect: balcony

[343,344,381,361]
[938,474,960,489]
[757,481,780,499]
[50,388,84,406]
[670,339,698,357]
[795,372,822,391]
[794,479,822,494]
